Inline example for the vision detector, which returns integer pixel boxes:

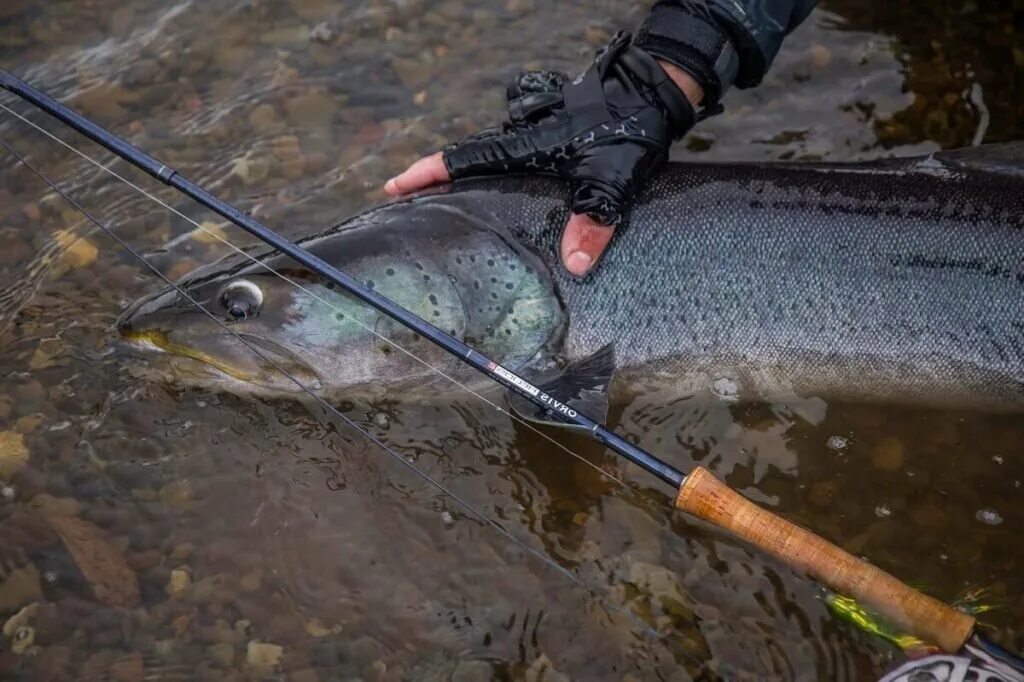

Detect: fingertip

[384,152,450,196]
[560,213,615,276]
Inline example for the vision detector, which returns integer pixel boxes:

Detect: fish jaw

[118,310,323,395]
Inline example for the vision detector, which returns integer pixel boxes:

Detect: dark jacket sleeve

[635,0,819,105]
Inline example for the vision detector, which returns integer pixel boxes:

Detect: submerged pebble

[826,435,849,451]
[975,508,1004,526]
[870,435,905,471]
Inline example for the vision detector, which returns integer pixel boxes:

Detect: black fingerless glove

[442,32,699,225]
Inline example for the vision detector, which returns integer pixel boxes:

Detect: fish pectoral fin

[506,343,616,429]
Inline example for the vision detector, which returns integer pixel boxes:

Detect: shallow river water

[0,1,1021,680]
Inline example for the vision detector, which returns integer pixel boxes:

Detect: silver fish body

[120,145,1024,411]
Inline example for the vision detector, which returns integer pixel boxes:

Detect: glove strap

[634,1,740,108]
[619,46,696,138]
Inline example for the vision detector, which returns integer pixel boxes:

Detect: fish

[118,144,1024,415]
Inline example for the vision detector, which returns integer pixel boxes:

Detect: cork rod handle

[675,467,975,653]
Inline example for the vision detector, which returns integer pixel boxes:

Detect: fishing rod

[0,68,1011,661]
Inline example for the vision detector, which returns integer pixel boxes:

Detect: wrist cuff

[634,1,740,106]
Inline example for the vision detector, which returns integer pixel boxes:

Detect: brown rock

[246,640,284,668]
[109,652,144,682]
[248,104,283,132]
[0,565,42,613]
[42,514,140,608]
[390,56,433,89]
[284,91,337,128]
[871,436,905,471]
[808,480,838,508]
[207,642,235,668]
[0,431,28,477]
[270,136,302,162]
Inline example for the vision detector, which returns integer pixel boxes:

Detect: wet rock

[239,570,262,593]
[0,431,28,478]
[42,514,140,608]
[9,625,34,654]
[190,221,228,245]
[73,83,139,120]
[247,640,284,668]
[809,44,832,70]
[249,104,283,133]
[108,6,135,34]
[289,669,320,682]
[911,502,947,529]
[159,481,194,507]
[284,91,338,128]
[309,22,335,43]
[169,543,195,562]
[0,565,43,613]
[207,642,235,668]
[871,436,905,471]
[452,660,493,682]
[808,480,837,508]
[975,508,1003,526]
[28,493,80,517]
[167,567,191,596]
[391,56,433,89]
[524,653,568,682]
[230,155,270,186]
[2,602,38,638]
[826,435,849,452]
[109,651,144,682]
[303,618,342,638]
[55,229,99,268]
[270,135,302,162]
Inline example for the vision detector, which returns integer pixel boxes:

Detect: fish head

[118,200,567,398]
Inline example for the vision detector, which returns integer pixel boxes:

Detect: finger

[560,212,616,277]
[384,152,449,196]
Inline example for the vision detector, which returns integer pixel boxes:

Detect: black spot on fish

[490,277,497,283]
[490,292,498,299]
[380,346,392,355]
[326,282,336,290]
[525,266,533,274]
[423,275,430,282]
[473,281,480,290]
[335,313,345,320]
[505,329,511,335]
[455,256,463,265]
[509,264,516,270]
[511,318,518,325]
[429,294,438,305]
[386,268,395,276]
[504,283,514,290]
[415,262,424,270]
[487,258,495,267]
[469,255,476,263]
[433,310,440,317]
[366,280,375,289]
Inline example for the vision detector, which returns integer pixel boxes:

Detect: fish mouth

[119,326,322,391]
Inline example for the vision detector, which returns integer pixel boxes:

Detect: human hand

[385,33,704,277]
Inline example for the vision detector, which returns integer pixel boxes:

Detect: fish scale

[123,148,1024,410]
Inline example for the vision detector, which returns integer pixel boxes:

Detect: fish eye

[218,279,263,321]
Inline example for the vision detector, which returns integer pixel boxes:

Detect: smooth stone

[871,436,905,471]
[0,565,43,612]
[284,91,337,128]
[0,431,28,478]
[167,568,192,596]
[246,640,284,668]
[207,642,235,668]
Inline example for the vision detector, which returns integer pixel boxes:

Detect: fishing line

[0,132,705,665]
[0,98,648,497]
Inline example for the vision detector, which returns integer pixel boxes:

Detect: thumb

[560,212,616,277]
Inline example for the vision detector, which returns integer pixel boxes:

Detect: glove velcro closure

[619,46,696,138]
[634,1,740,107]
